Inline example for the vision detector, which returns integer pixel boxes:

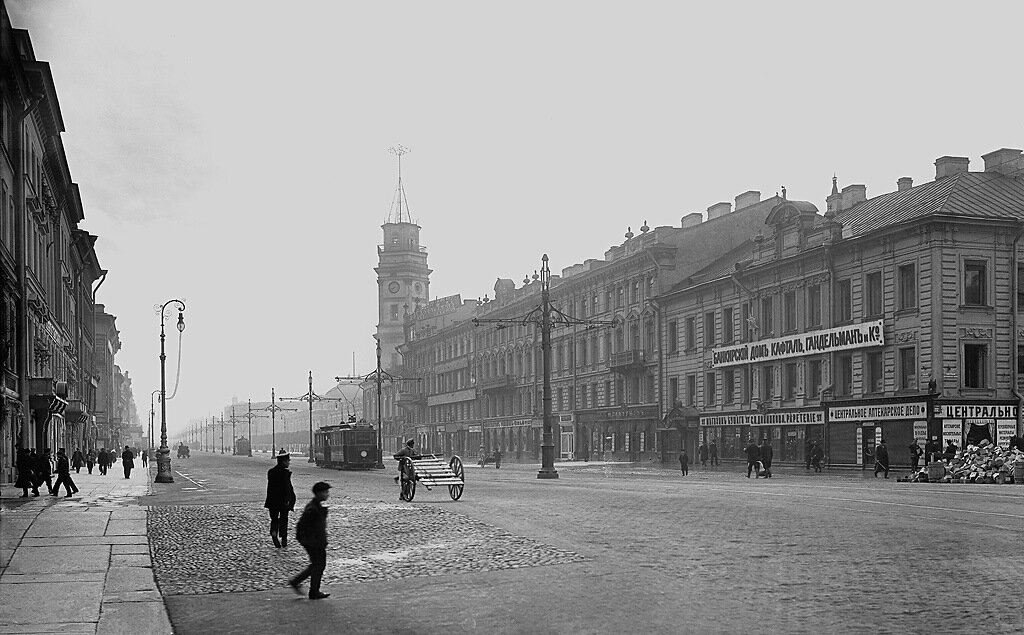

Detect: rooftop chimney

[935,156,970,180]
[681,212,702,228]
[734,190,761,210]
[840,184,867,210]
[897,177,913,192]
[981,148,1023,177]
[706,202,732,220]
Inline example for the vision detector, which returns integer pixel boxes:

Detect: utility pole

[280,371,350,462]
[259,388,297,457]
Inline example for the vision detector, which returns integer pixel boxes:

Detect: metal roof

[837,172,1024,239]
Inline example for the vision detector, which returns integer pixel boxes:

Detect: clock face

[388,281,401,294]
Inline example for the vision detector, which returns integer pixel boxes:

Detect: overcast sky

[7,1,1023,440]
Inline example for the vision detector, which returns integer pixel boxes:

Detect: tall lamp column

[156,299,185,484]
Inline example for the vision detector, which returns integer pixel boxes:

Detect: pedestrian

[759,438,774,478]
[265,450,297,548]
[745,439,761,478]
[944,439,959,461]
[698,442,709,468]
[35,448,54,495]
[121,445,135,479]
[908,439,923,471]
[98,448,108,475]
[141,450,149,468]
[289,481,331,600]
[15,448,39,497]
[678,448,689,476]
[709,440,719,466]
[51,448,79,498]
[493,447,502,469]
[924,437,939,465]
[86,448,96,474]
[873,439,890,478]
[71,448,84,474]
[393,439,420,488]
[804,437,813,471]
[810,441,824,472]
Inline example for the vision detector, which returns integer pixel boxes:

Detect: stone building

[662,149,1024,468]
[1,6,114,482]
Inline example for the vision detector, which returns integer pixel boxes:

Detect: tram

[313,422,377,470]
[234,437,251,456]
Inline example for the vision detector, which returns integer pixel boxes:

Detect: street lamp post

[280,371,351,462]
[261,388,296,457]
[472,255,616,480]
[220,415,226,454]
[336,338,421,470]
[149,389,160,457]
[156,299,185,484]
[242,399,267,457]
[229,405,239,455]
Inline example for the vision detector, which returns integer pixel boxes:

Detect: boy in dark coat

[679,449,689,476]
[265,450,297,548]
[290,481,331,600]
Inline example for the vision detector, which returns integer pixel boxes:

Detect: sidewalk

[0,462,173,634]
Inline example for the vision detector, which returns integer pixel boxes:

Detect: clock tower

[375,146,431,370]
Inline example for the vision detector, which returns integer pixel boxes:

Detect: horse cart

[398,454,465,501]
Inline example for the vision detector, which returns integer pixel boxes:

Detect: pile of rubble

[904,440,1024,483]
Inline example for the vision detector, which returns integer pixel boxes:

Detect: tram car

[234,437,251,456]
[313,422,377,469]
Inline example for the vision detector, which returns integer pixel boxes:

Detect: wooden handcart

[398,454,465,501]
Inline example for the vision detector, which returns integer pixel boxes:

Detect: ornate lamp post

[155,299,185,484]
[242,399,267,456]
[260,388,297,456]
[472,255,616,479]
[280,371,350,462]
[149,389,161,456]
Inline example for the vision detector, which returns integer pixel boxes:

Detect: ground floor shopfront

[698,408,825,465]
[576,405,659,462]
[826,396,1019,469]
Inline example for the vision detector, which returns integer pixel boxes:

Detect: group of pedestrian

[15,447,80,497]
[264,448,332,600]
[696,441,720,468]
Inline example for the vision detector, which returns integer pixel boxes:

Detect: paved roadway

[151,451,1024,635]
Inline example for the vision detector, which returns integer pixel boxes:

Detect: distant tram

[313,422,377,470]
[234,437,251,456]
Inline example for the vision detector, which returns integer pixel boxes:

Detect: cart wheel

[401,476,416,501]
[448,455,465,501]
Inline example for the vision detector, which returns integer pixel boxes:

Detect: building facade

[663,149,1024,468]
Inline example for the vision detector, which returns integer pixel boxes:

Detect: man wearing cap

[873,439,890,478]
[393,439,420,485]
[290,481,331,600]
[265,450,297,548]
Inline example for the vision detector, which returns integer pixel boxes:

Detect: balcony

[479,374,517,393]
[609,350,646,372]
[28,377,68,415]
[65,399,89,424]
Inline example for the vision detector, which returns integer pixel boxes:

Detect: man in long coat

[121,446,135,479]
[873,439,890,478]
[759,439,774,478]
[745,439,761,478]
[265,450,297,548]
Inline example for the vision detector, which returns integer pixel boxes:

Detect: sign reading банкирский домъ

[710,320,884,368]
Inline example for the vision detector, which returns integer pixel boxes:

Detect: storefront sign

[942,420,962,447]
[913,420,928,442]
[710,320,884,368]
[700,410,824,427]
[828,402,927,422]
[605,406,657,420]
[941,404,1018,419]
[410,294,462,321]
[856,427,863,465]
[996,420,1016,447]
[484,418,538,429]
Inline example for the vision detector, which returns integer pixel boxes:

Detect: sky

[7,1,1024,441]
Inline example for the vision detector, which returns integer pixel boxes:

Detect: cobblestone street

[147,454,1024,634]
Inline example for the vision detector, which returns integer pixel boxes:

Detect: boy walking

[290,481,331,600]
[678,449,689,476]
[52,448,79,497]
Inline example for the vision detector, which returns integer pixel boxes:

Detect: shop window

[686,374,696,406]
[783,291,797,333]
[836,354,853,396]
[866,272,883,317]
[724,369,736,404]
[685,317,696,350]
[807,284,822,327]
[836,279,852,323]
[761,366,774,402]
[761,296,774,336]
[705,372,716,406]
[704,311,715,348]
[723,307,734,344]
[806,359,822,398]
[963,344,988,388]
[964,260,987,306]
[783,363,797,399]
[668,320,678,354]
[866,351,883,393]
[899,347,917,390]
[899,264,917,311]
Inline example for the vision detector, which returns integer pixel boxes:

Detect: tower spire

[387,145,412,224]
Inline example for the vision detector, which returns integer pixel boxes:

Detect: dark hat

[406,439,415,447]
[312,481,331,493]
[276,450,290,461]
